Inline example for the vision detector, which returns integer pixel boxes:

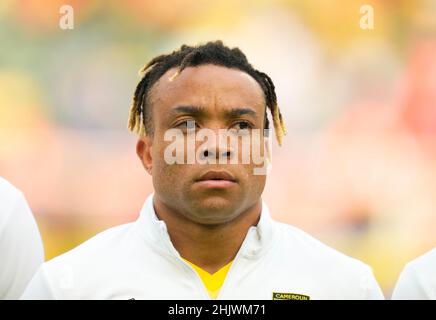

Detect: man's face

[137,64,268,225]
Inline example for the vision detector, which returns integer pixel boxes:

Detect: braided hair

[128,40,287,145]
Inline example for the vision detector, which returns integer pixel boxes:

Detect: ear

[136,136,153,176]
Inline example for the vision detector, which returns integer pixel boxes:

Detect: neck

[153,197,262,274]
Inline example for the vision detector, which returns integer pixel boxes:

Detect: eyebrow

[171,105,258,118]
[226,107,257,118]
[171,105,207,116]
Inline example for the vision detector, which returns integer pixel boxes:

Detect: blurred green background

[1,0,436,296]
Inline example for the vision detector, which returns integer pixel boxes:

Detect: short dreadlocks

[128,40,287,145]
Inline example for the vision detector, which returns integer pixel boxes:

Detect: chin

[190,196,240,224]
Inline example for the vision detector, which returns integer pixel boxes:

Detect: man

[392,249,436,299]
[21,41,384,299]
[0,177,44,299]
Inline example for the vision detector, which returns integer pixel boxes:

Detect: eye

[233,121,253,130]
[175,119,199,129]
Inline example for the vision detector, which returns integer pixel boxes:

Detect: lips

[195,170,237,189]
[197,170,236,182]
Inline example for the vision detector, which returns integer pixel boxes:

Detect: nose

[198,131,236,163]
[200,149,232,159]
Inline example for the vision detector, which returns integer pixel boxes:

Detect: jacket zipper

[215,228,255,300]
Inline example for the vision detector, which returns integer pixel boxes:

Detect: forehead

[148,64,266,115]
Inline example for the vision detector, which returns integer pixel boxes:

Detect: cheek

[237,132,267,160]
[246,174,267,199]
[152,143,173,174]
[151,141,189,184]
[236,164,266,192]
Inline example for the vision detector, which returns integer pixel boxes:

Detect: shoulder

[46,222,137,269]
[0,177,21,195]
[22,222,141,299]
[35,222,138,298]
[0,177,37,241]
[275,222,372,272]
[271,221,383,299]
[0,178,44,299]
[0,177,25,227]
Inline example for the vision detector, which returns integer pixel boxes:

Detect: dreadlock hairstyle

[128,40,287,145]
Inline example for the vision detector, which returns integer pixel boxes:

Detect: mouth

[194,170,237,189]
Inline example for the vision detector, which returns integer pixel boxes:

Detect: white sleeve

[20,265,56,300]
[391,264,430,300]
[0,192,45,299]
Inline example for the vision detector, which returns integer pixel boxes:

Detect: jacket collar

[137,192,276,259]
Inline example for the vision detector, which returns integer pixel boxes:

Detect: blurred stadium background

[1,0,436,296]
